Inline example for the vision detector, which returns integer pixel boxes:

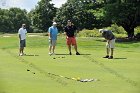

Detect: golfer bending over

[99,29,115,59]
[48,22,58,55]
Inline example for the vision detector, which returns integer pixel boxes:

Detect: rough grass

[0,34,140,93]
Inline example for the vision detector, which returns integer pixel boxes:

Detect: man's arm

[18,29,21,40]
[48,28,52,39]
[74,26,78,37]
[63,26,67,36]
[19,34,21,40]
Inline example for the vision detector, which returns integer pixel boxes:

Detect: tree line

[0,0,140,38]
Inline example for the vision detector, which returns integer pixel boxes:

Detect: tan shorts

[106,39,115,48]
[49,40,56,46]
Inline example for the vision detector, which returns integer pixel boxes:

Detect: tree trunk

[123,26,135,39]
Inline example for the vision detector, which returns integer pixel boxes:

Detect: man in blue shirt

[48,22,58,55]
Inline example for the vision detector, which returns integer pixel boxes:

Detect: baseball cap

[53,22,57,25]
[99,29,104,33]
[67,20,71,22]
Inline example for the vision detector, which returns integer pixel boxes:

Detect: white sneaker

[19,53,23,56]
[52,53,55,55]
[48,52,52,55]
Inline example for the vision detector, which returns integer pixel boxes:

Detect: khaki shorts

[49,40,56,46]
[106,39,115,48]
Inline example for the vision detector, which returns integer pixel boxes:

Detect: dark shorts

[66,37,77,46]
[20,39,26,48]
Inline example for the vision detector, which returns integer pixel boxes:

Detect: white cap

[53,22,57,25]
[99,29,104,33]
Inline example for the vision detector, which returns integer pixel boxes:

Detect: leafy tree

[55,0,112,31]
[104,0,140,38]
[0,8,30,33]
[56,0,99,30]
[8,8,30,33]
[29,0,57,32]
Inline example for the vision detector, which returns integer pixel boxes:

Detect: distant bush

[135,26,140,34]
[42,33,48,36]
[74,24,129,38]
[31,26,43,33]
[0,32,4,34]
[134,26,140,39]
[106,24,126,34]
[114,33,127,38]
[78,29,101,37]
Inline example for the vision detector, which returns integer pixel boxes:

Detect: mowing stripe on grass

[1,48,67,86]
[1,48,98,85]
[83,55,138,87]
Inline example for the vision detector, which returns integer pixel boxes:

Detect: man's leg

[103,48,109,58]
[49,39,52,55]
[19,40,24,56]
[19,47,22,55]
[74,45,78,52]
[108,39,115,59]
[111,48,114,56]
[74,45,80,55]
[66,37,72,55]
[72,37,80,55]
[49,46,52,53]
[51,40,57,54]
[52,46,55,54]
[68,45,72,55]
[21,40,26,55]
[22,47,24,54]
[108,48,113,59]
[107,48,110,56]
[19,47,24,56]
[103,41,109,58]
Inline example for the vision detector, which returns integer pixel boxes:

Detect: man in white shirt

[18,24,27,56]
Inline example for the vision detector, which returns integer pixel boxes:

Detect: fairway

[0,34,140,93]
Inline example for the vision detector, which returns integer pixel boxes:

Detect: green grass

[0,34,140,93]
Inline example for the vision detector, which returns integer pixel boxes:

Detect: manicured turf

[0,34,140,93]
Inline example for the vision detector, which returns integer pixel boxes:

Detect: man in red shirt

[64,20,80,55]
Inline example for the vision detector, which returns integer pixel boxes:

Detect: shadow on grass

[25,54,39,56]
[80,54,91,55]
[55,54,91,55]
[56,54,69,55]
[114,58,127,59]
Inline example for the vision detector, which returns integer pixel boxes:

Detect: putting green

[0,35,140,93]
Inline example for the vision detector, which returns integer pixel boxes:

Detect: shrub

[31,26,43,33]
[135,26,140,34]
[78,28,127,38]
[114,33,127,38]
[78,29,101,37]
[106,24,126,34]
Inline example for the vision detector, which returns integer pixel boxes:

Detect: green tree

[29,0,57,32]
[56,0,111,31]
[56,0,98,30]
[104,0,140,38]
[9,8,30,33]
[0,8,30,33]
[0,9,10,33]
